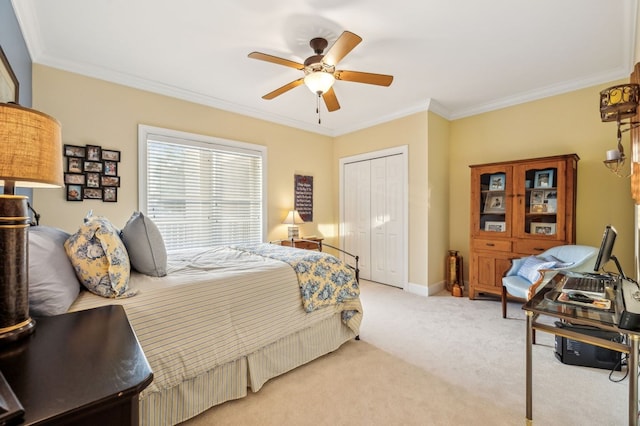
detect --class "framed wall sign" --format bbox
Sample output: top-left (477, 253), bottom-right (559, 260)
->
top-left (0, 45), bottom-right (19, 103)
top-left (294, 174), bottom-right (313, 222)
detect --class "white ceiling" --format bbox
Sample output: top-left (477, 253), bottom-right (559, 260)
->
top-left (11, 0), bottom-right (638, 136)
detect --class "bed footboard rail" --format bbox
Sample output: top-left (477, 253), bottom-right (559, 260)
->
top-left (269, 239), bottom-right (360, 283)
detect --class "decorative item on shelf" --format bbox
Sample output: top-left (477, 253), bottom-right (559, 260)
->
top-left (483, 192), bottom-right (505, 213)
top-left (533, 169), bottom-right (553, 188)
top-left (283, 210), bottom-right (304, 239)
top-left (489, 173), bottom-right (505, 190)
top-left (599, 83), bottom-right (640, 177)
top-left (0, 102), bottom-right (63, 344)
top-left (484, 221), bottom-right (505, 232)
top-left (445, 250), bottom-right (463, 296)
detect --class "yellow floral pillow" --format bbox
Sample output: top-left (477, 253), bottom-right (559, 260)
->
top-left (64, 216), bottom-right (135, 298)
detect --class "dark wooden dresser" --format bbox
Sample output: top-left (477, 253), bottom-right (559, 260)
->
top-left (0, 305), bottom-right (152, 425)
top-left (278, 237), bottom-right (323, 251)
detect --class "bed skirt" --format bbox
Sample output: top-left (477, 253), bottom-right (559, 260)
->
top-left (139, 313), bottom-right (356, 425)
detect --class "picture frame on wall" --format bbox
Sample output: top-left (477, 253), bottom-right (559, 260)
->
top-left (0, 45), bottom-right (19, 103)
top-left (100, 175), bottom-right (120, 187)
top-left (64, 144), bottom-right (86, 158)
top-left (86, 145), bottom-right (102, 162)
top-left (102, 149), bottom-right (121, 162)
top-left (103, 187), bottom-right (117, 202)
top-left (83, 188), bottom-right (102, 200)
top-left (86, 172), bottom-right (100, 188)
top-left (66, 184), bottom-right (83, 201)
top-left (63, 143), bottom-right (121, 203)
top-left (64, 173), bottom-right (85, 185)
top-left (84, 161), bottom-right (103, 173)
top-left (104, 160), bottom-right (118, 176)
top-left (67, 157), bottom-right (83, 173)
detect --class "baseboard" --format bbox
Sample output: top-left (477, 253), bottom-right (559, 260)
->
top-left (427, 280), bottom-right (446, 296)
top-left (405, 282), bottom-right (429, 297)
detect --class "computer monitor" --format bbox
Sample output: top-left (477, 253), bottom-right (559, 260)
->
top-left (593, 225), bottom-right (625, 278)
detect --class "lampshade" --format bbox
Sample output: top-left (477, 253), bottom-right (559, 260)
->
top-left (304, 71), bottom-right (335, 95)
top-left (283, 210), bottom-right (305, 225)
top-left (0, 102), bottom-right (62, 344)
top-left (0, 103), bottom-right (63, 191)
top-left (599, 84), bottom-right (640, 122)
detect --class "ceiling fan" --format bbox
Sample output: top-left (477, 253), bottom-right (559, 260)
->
top-left (248, 31), bottom-right (393, 117)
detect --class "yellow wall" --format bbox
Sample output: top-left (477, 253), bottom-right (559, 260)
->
top-left (427, 112), bottom-right (451, 286)
top-left (30, 64), bottom-right (637, 292)
top-left (32, 65), bottom-right (336, 242)
top-left (449, 80), bottom-right (635, 279)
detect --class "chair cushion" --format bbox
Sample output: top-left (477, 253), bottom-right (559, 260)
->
top-left (516, 256), bottom-right (557, 284)
top-left (502, 275), bottom-right (533, 299)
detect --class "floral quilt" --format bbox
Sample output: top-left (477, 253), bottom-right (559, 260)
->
top-left (231, 243), bottom-right (362, 330)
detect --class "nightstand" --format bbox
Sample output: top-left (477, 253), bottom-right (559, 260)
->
top-left (0, 305), bottom-right (153, 426)
top-left (279, 237), bottom-right (323, 251)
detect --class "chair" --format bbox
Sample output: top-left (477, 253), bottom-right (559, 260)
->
top-left (501, 245), bottom-right (598, 319)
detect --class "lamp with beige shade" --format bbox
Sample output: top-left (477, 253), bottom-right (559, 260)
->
top-left (0, 103), bottom-right (62, 343)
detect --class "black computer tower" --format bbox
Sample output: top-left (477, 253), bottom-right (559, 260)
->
top-left (554, 322), bottom-right (622, 371)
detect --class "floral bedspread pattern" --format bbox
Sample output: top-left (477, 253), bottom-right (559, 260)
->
top-left (231, 243), bottom-right (362, 331)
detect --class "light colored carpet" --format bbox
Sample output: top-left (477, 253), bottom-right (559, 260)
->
top-left (182, 280), bottom-right (629, 425)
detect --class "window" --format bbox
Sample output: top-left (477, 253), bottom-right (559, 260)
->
top-left (138, 125), bottom-right (266, 251)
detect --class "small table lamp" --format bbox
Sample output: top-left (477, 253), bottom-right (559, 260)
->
top-left (0, 103), bottom-right (62, 344)
top-left (283, 210), bottom-right (304, 239)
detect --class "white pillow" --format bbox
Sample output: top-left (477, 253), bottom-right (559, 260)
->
top-left (28, 226), bottom-right (81, 316)
top-left (517, 256), bottom-right (557, 284)
top-left (120, 212), bottom-right (167, 277)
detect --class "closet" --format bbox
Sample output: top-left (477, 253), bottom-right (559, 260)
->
top-left (342, 151), bottom-right (406, 288)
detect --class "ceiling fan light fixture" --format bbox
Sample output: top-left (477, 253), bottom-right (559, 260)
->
top-left (304, 71), bottom-right (335, 95)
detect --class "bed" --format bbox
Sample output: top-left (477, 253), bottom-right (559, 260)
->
top-left (28, 217), bottom-right (362, 426)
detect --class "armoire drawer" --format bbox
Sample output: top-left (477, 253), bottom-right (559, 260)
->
top-left (471, 239), bottom-right (512, 252)
top-left (514, 239), bottom-right (559, 255)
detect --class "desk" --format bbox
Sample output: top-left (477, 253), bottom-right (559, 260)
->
top-left (0, 305), bottom-right (153, 425)
top-left (523, 274), bottom-right (640, 426)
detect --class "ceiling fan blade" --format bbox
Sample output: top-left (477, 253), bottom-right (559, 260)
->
top-left (262, 78), bottom-right (304, 100)
top-left (335, 70), bottom-right (393, 86)
top-left (322, 87), bottom-right (340, 112)
top-left (248, 52), bottom-right (305, 70)
top-left (322, 31), bottom-right (362, 66)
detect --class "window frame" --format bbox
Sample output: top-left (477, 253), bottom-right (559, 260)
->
top-left (138, 124), bottom-right (268, 249)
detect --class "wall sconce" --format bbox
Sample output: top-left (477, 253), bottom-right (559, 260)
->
top-left (283, 210), bottom-right (304, 239)
top-left (600, 84), bottom-right (640, 177)
top-left (0, 103), bottom-right (63, 344)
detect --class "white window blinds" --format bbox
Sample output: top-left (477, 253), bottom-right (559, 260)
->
top-left (138, 125), bottom-right (266, 252)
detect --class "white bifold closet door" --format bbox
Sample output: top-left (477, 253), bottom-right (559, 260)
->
top-left (344, 154), bottom-right (404, 288)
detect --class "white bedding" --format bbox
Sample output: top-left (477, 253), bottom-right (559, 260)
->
top-left (68, 246), bottom-right (361, 407)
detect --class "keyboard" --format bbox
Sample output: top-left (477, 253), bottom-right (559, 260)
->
top-left (561, 275), bottom-right (609, 299)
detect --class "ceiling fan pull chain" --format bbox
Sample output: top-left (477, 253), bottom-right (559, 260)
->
top-left (316, 93), bottom-right (321, 124)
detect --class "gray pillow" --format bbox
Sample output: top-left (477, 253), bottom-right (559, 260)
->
top-left (121, 212), bottom-right (167, 277)
top-left (28, 226), bottom-right (81, 316)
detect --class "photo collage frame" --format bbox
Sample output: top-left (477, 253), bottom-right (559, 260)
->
top-left (63, 144), bottom-right (121, 202)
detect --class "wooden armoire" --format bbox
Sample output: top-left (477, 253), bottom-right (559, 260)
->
top-left (468, 154), bottom-right (579, 299)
